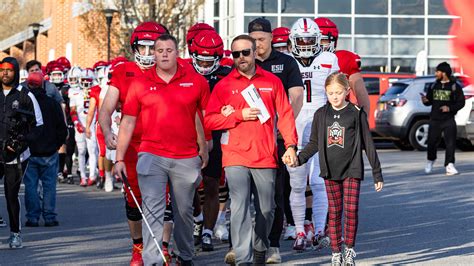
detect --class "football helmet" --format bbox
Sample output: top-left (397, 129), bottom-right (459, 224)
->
top-left (56, 56), bottom-right (71, 72)
top-left (272, 27), bottom-right (290, 48)
top-left (186, 23), bottom-right (215, 49)
top-left (49, 63), bottom-right (65, 84)
top-left (96, 66), bottom-right (109, 87)
top-left (80, 68), bottom-right (95, 90)
top-left (289, 18), bottom-right (322, 58)
top-left (130, 22), bottom-right (168, 68)
top-left (189, 31), bottom-right (223, 75)
top-left (67, 66), bottom-right (82, 88)
top-left (314, 17), bottom-right (339, 53)
top-left (93, 60), bottom-right (108, 72)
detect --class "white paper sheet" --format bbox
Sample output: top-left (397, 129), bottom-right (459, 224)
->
top-left (241, 84), bottom-right (270, 124)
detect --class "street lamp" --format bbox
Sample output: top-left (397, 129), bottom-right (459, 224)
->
top-left (29, 23), bottom-right (42, 60)
top-left (103, 9), bottom-right (117, 61)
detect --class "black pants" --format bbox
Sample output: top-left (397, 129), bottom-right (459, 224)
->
top-left (268, 139), bottom-right (293, 248)
top-left (1, 160), bottom-right (28, 233)
top-left (427, 118), bottom-right (457, 166)
top-left (64, 127), bottom-right (76, 175)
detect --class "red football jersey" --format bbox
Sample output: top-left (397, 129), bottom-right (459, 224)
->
top-left (89, 85), bottom-right (101, 120)
top-left (335, 50), bottom-right (361, 78)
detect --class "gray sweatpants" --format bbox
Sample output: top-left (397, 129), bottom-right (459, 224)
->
top-left (136, 152), bottom-right (202, 265)
top-left (225, 166), bottom-right (276, 265)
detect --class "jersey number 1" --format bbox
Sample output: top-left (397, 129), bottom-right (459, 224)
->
top-left (304, 80), bottom-right (312, 102)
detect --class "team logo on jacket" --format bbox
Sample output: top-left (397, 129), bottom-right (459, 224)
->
top-left (327, 121), bottom-right (344, 148)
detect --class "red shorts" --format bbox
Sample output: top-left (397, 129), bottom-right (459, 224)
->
top-left (95, 122), bottom-right (106, 157)
top-left (123, 141), bottom-right (141, 208)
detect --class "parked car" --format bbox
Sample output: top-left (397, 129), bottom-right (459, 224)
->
top-left (462, 85), bottom-right (474, 145)
top-left (362, 72), bottom-right (416, 131)
top-left (375, 75), bottom-right (472, 151)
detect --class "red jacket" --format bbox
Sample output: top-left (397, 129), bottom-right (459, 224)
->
top-left (205, 66), bottom-right (297, 168)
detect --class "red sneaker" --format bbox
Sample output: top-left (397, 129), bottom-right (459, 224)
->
top-left (304, 220), bottom-right (315, 243)
top-left (293, 232), bottom-right (307, 252)
top-left (130, 243), bottom-right (144, 266)
top-left (80, 179), bottom-right (88, 187)
top-left (162, 246), bottom-right (172, 266)
top-left (87, 179), bottom-right (97, 186)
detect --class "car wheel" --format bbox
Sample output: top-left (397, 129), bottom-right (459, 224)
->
top-left (409, 120), bottom-right (429, 151)
top-left (456, 138), bottom-right (474, 151)
top-left (393, 139), bottom-right (414, 150)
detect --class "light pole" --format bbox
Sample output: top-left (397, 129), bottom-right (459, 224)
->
top-left (29, 23), bottom-right (41, 60)
top-left (103, 9), bottom-right (117, 62)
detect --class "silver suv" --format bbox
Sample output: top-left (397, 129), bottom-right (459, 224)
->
top-left (375, 76), bottom-right (470, 151)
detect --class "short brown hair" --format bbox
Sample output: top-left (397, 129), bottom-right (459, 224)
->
top-left (325, 72), bottom-right (349, 90)
top-left (231, 34), bottom-right (256, 51)
top-left (155, 34), bottom-right (178, 49)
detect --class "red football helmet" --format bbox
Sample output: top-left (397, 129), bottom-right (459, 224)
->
top-left (130, 22), bottom-right (168, 68)
top-left (49, 63), bottom-right (65, 84)
top-left (45, 60), bottom-right (57, 75)
top-left (186, 23), bottom-right (215, 48)
top-left (56, 56), bottom-right (71, 72)
top-left (314, 17), bottom-right (339, 53)
top-left (189, 30), bottom-right (223, 75)
top-left (93, 60), bottom-right (108, 72)
top-left (272, 27), bottom-right (290, 48)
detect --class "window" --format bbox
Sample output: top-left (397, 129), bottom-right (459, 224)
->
top-left (392, 18), bottom-right (424, 35)
top-left (214, 0), bottom-right (219, 16)
top-left (325, 17), bottom-right (351, 34)
top-left (428, 59), bottom-right (451, 73)
top-left (281, 0), bottom-right (314, 13)
top-left (360, 58), bottom-right (388, 72)
top-left (385, 83), bottom-right (409, 95)
top-left (428, 0), bottom-right (448, 15)
top-left (318, 0), bottom-right (351, 14)
top-left (391, 58), bottom-right (417, 73)
top-left (214, 20), bottom-right (220, 33)
top-left (355, 18), bottom-right (388, 35)
top-left (355, 38), bottom-right (388, 55)
top-left (281, 17), bottom-right (299, 28)
top-left (355, 0), bottom-right (388, 14)
top-left (364, 77), bottom-right (381, 95)
top-left (428, 39), bottom-right (450, 56)
top-left (392, 0), bottom-right (424, 15)
top-left (391, 38), bottom-right (424, 55)
top-left (244, 16), bottom-right (277, 32)
top-left (244, 0), bottom-right (277, 13)
top-left (428, 19), bottom-right (453, 35)
top-left (337, 37), bottom-right (352, 51)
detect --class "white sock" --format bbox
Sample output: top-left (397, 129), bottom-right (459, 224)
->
top-left (194, 212), bottom-right (203, 223)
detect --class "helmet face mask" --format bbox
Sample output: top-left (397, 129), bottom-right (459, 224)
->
top-left (189, 30), bottom-right (223, 75)
top-left (50, 71), bottom-right (64, 84)
top-left (314, 17), bottom-right (339, 53)
top-left (130, 22), bottom-right (168, 68)
top-left (80, 79), bottom-right (93, 89)
top-left (134, 40), bottom-right (156, 68)
top-left (192, 54), bottom-right (220, 75)
top-left (290, 18), bottom-right (322, 58)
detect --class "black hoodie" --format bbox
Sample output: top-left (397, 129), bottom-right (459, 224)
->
top-left (0, 57), bottom-right (44, 163)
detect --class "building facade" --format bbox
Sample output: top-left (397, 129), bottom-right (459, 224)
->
top-left (202, 0), bottom-right (459, 74)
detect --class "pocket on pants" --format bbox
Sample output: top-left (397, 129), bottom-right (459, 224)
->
top-left (136, 153), bottom-right (154, 176)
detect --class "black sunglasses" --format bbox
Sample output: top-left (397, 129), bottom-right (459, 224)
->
top-left (231, 49), bottom-right (252, 58)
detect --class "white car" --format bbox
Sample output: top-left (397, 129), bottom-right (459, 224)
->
top-left (458, 85), bottom-right (474, 148)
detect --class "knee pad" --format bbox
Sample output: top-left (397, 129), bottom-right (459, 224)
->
top-left (125, 203), bottom-right (142, 222)
top-left (197, 188), bottom-right (205, 206)
top-left (218, 185), bottom-right (229, 203)
top-left (305, 189), bottom-right (313, 197)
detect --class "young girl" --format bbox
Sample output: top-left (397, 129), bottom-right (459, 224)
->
top-left (285, 72), bottom-right (384, 266)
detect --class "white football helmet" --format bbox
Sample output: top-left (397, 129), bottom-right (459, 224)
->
top-left (96, 66), bottom-right (109, 87)
top-left (80, 68), bottom-right (95, 90)
top-left (289, 18), bottom-right (322, 58)
top-left (67, 66), bottom-right (82, 88)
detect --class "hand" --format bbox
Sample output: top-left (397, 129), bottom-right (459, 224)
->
top-left (374, 182), bottom-right (383, 192)
top-left (199, 148), bottom-right (209, 169)
top-left (7, 146), bottom-right (15, 152)
top-left (440, 105), bottom-right (450, 113)
top-left (282, 147), bottom-right (298, 167)
top-left (105, 132), bottom-right (118, 149)
top-left (242, 107), bottom-right (260, 121)
top-left (221, 105), bottom-right (235, 117)
top-left (85, 126), bottom-right (91, 139)
top-left (113, 161), bottom-right (126, 182)
top-left (75, 122), bottom-right (85, 133)
top-left (421, 95), bottom-right (428, 104)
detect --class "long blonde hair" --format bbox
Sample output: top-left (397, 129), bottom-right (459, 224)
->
top-left (324, 72), bottom-right (349, 91)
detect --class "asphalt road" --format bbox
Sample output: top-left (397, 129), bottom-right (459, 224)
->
top-left (1, 149), bottom-right (473, 265)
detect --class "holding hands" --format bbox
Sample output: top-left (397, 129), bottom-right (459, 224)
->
top-left (282, 146), bottom-right (298, 167)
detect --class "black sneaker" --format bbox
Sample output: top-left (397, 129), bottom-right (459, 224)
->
top-left (67, 174), bottom-right (74, 184)
top-left (201, 233), bottom-right (214, 251)
top-left (193, 221), bottom-right (203, 246)
top-left (25, 220), bottom-right (39, 227)
top-left (96, 176), bottom-right (104, 189)
top-left (44, 220), bottom-right (59, 227)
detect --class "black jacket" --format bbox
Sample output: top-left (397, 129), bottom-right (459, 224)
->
top-left (423, 79), bottom-right (465, 121)
top-left (0, 57), bottom-right (43, 163)
top-left (28, 88), bottom-right (67, 157)
top-left (298, 103), bottom-right (383, 183)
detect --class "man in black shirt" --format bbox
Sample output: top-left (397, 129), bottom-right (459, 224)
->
top-left (249, 17), bottom-right (304, 264)
top-left (422, 62), bottom-right (465, 175)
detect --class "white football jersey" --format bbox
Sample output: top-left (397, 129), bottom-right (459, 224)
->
top-left (69, 87), bottom-right (93, 125)
top-left (293, 51), bottom-right (340, 111)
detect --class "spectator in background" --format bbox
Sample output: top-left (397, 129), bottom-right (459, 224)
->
top-left (23, 72), bottom-right (67, 227)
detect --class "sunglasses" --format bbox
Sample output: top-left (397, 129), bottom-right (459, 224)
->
top-left (232, 49), bottom-right (252, 59)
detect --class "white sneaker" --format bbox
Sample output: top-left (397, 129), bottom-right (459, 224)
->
top-left (214, 222), bottom-right (229, 241)
top-left (104, 175), bottom-right (114, 192)
top-left (266, 247), bottom-right (281, 264)
top-left (425, 160), bottom-right (435, 174)
top-left (284, 225), bottom-right (297, 240)
top-left (446, 163), bottom-right (459, 176)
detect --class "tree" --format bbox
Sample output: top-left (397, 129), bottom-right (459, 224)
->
top-left (0, 0), bottom-right (43, 40)
top-left (79, 0), bottom-right (205, 59)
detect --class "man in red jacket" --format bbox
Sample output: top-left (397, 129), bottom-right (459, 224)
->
top-left (205, 34), bottom-right (298, 265)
